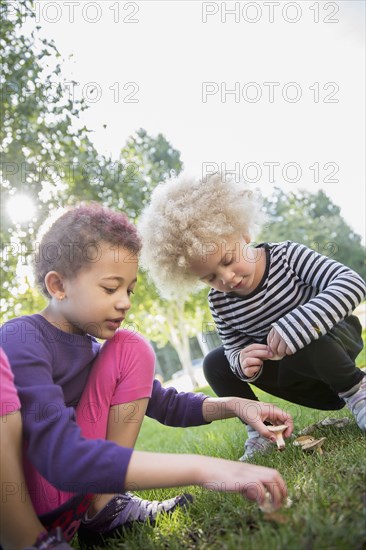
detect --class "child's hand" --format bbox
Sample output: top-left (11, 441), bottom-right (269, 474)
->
top-left (235, 400), bottom-right (293, 442)
top-left (267, 328), bottom-right (293, 359)
top-left (199, 458), bottom-right (288, 511)
top-left (239, 343), bottom-right (273, 378)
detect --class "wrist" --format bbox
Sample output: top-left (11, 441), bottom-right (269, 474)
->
top-left (192, 455), bottom-right (222, 487)
top-left (203, 396), bottom-right (242, 421)
top-left (190, 454), bottom-right (210, 486)
top-left (224, 396), bottom-right (243, 416)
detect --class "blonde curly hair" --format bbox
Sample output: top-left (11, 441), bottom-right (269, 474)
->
top-left (138, 172), bottom-right (264, 298)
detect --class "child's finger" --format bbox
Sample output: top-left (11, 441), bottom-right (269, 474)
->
top-left (276, 339), bottom-right (288, 357)
top-left (252, 408), bottom-right (294, 440)
top-left (263, 478), bottom-right (288, 510)
top-left (241, 349), bottom-right (273, 362)
top-left (243, 366), bottom-right (261, 377)
top-left (244, 343), bottom-right (273, 355)
top-left (248, 421), bottom-right (275, 441)
top-left (242, 480), bottom-right (266, 504)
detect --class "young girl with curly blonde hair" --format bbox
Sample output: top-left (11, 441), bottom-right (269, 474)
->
top-left (139, 172), bottom-right (366, 461)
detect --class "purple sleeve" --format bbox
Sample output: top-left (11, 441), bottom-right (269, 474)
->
top-left (146, 380), bottom-right (210, 427)
top-left (0, 320), bottom-right (132, 495)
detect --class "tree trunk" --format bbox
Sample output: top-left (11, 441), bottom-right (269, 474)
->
top-left (166, 301), bottom-right (199, 389)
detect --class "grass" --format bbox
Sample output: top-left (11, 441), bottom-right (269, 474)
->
top-left (72, 337), bottom-right (366, 550)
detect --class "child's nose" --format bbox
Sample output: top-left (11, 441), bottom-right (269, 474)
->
top-left (115, 296), bottom-right (131, 311)
top-left (220, 270), bottom-right (235, 285)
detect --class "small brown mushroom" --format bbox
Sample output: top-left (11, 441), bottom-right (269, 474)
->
top-left (298, 416), bottom-right (351, 435)
top-left (267, 425), bottom-right (288, 450)
top-left (293, 435), bottom-right (315, 447)
top-left (302, 437), bottom-right (326, 455)
top-left (259, 491), bottom-right (276, 513)
top-left (318, 417), bottom-right (351, 429)
top-left (259, 490), bottom-right (293, 513)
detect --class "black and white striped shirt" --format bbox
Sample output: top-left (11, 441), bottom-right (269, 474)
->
top-left (208, 241), bottom-right (366, 382)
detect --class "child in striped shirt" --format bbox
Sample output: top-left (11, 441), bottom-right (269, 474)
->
top-left (139, 172), bottom-right (366, 460)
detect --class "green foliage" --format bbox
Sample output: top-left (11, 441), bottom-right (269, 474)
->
top-left (0, 0), bottom-right (209, 379)
top-left (116, 128), bottom-right (183, 220)
top-left (0, 0), bottom-right (100, 319)
top-left (0, 0), bottom-right (193, 324)
top-left (0, 0), bottom-right (95, 210)
top-left (259, 188), bottom-right (366, 277)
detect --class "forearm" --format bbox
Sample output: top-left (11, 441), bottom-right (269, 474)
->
top-left (125, 451), bottom-right (204, 490)
top-left (202, 396), bottom-right (254, 422)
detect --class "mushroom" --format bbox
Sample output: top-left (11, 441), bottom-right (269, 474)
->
top-left (318, 417), bottom-right (351, 429)
top-left (259, 491), bottom-right (276, 513)
top-left (269, 353), bottom-right (285, 361)
top-left (293, 435), bottom-right (315, 447)
top-left (267, 425), bottom-right (288, 450)
top-left (298, 416), bottom-right (351, 435)
top-left (302, 437), bottom-right (326, 455)
top-left (259, 491), bottom-right (293, 513)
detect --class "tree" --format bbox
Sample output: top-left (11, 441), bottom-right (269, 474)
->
top-left (116, 128), bottom-right (183, 219)
top-left (0, 1), bottom-right (212, 387)
top-left (130, 278), bottom-right (212, 387)
top-left (0, 0), bottom-right (103, 319)
top-left (115, 130), bottom-right (211, 387)
top-left (259, 188), bottom-right (365, 277)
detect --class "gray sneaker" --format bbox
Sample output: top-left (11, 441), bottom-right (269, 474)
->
top-left (340, 371), bottom-right (366, 431)
top-left (25, 528), bottom-right (72, 550)
top-left (78, 492), bottom-right (193, 546)
top-left (238, 424), bottom-right (274, 461)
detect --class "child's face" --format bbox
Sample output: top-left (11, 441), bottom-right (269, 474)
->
top-left (189, 234), bottom-right (266, 296)
top-left (57, 243), bottom-right (138, 339)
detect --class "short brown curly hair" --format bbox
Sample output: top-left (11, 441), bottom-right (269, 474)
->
top-left (138, 172), bottom-right (264, 298)
top-left (35, 202), bottom-right (141, 297)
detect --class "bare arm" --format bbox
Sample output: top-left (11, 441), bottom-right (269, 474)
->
top-left (0, 411), bottom-right (44, 549)
top-left (125, 451), bottom-right (287, 511)
top-left (202, 396), bottom-right (293, 440)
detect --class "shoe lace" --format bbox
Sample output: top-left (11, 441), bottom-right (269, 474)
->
top-left (346, 379), bottom-right (365, 407)
top-left (123, 493), bottom-right (178, 522)
top-left (34, 528), bottom-right (65, 549)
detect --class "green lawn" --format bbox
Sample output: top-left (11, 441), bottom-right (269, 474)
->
top-left (74, 338), bottom-right (366, 549)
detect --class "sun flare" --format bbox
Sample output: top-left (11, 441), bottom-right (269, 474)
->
top-left (6, 194), bottom-right (36, 224)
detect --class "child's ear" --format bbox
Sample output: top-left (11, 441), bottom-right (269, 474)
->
top-left (44, 271), bottom-right (66, 300)
top-left (242, 233), bottom-right (251, 244)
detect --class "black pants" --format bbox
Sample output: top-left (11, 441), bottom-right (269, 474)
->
top-left (203, 316), bottom-right (364, 411)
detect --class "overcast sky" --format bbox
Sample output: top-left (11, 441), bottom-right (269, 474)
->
top-left (23, 0), bottom-right (365, 242)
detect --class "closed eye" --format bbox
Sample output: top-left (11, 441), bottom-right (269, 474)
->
top-left (102, 287), bottom-right (117, 294)
top-left (222, 255), bottom-right (233, 267)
